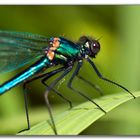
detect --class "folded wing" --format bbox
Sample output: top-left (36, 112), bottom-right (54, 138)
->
top-left (0, 30), bottom-right (49, 73)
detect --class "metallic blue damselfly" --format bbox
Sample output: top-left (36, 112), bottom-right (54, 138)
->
top-left (0, 30), bottom-right (135, 135)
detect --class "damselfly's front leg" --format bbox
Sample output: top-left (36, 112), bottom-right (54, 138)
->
top-left (86, 57), bottom-right (136, 99)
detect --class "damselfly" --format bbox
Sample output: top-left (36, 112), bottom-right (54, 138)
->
top-left (0, 30), bottom-right (135, 135)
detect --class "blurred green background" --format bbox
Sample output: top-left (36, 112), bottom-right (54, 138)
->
top-left (0, 5), bottom-right (140, 135)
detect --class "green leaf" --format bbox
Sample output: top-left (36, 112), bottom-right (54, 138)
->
top-left (18, 91), bottom-right (140, 135)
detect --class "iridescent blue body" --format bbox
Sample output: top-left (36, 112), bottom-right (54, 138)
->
top-left (0, 33), bottom-right (80, 95)
top-left (0, 57), bottom-right (49, 94)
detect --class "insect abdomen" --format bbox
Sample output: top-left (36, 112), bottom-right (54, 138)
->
top-left (0, 57), bottom-right (49, 95)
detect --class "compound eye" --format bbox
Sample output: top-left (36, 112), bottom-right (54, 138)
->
top-left (92, 42), bottom-right (97, 47)
top-left (93, 43), bottom-right (97, 47)
top-left (92, 41), bottom-right (100, 49)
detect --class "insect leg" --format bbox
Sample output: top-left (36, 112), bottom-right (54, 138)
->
top-left (86, 57), bottom-right (136, 99)
top-left (77, 75), bottom-right (104, 96)
top-left (41, 80), bottom-right (72, 109)
top-left (18, 67), bottom-right (70, 133)
top-left (67, 60), bottom-right (106, 113)
top-left (39, 68), bottom-right (73, 108)
top-left (17, 86), bottom-right (30, 133)
top-left (43, 66), bottom-right (73, 135)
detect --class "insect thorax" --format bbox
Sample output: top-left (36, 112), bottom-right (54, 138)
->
top-left (46, 37), bottom-right (81, 64)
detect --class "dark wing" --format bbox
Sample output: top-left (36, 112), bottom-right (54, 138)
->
top-left (0, 30), bottom-right (49, 73)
